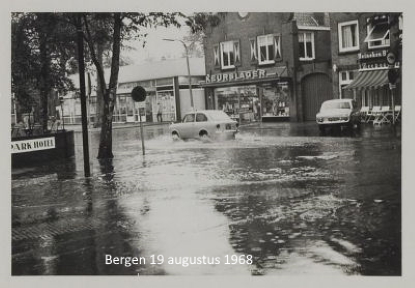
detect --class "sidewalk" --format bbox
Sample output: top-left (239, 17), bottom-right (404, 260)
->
top-left (64, 121), bottom-right (170, 132)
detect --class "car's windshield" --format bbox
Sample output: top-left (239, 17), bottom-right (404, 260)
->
top-left (321, 101), bottom-right (351, 110)
top-left (207, 111), bottom-right (232, 121)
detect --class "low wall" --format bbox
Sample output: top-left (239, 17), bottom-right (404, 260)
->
top-left (12, 130), bottom-right (75, 168)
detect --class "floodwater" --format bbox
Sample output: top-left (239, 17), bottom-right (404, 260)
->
top-left (11, 123), bottom-right (401, 275)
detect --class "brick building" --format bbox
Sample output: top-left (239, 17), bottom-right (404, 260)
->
top-left (330, 13), bottom-right (402, 112)
top-left (201, 12), bottom-right (332, 122)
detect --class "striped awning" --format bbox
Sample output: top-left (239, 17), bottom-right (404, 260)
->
top-left (344, 69), bottom-right (389, 90)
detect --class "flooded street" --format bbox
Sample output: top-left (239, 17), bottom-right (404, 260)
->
top-left (11, 123), bottom-right (401, 275)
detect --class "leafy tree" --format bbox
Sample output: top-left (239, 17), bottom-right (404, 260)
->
top-left (77, 13), bottom-right (182, 159)
top-left (11, 13), bottom-right (77, 132)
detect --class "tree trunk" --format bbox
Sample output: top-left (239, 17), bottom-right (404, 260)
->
top-left (38, 15), bottom-right (51, 133)
top-left (97, 98), bottom-right (114, 158)
top-left (97, 13), bottom-right (122, 159)
top-left (94, 42), bottom-right (105, 128)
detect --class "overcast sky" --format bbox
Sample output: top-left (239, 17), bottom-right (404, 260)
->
top-left (122, 19), bottom-right (194, 64)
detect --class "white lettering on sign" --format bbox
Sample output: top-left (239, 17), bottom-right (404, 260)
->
top-left (11, 137), bottom-right (56, 154)
top-left (205, 69), bottom-right (267, 84)
top-left (358, 49), bottom-right (388, 60)
top-left (359, 61), bottom-right (400, 71)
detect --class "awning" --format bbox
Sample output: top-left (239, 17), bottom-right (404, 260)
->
top-left (343, 69), bottom-right (389, 90)
top-left (364, 22), bottom-right (389, 43)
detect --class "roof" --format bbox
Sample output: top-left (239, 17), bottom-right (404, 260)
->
top-left (293, 13), bottom-right (330, 30)
top-left (293, 13), bottom-right (320, 27)
top-left (69, 57), bottom-right (206, 88)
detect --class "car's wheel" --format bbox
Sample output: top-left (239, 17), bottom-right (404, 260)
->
top-left (172, 131), bottom-right (180, 141)
top-left (199, 130), bottom-right (209, 141)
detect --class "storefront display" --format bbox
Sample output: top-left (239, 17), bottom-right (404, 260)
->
top-left (214, 85), bottom-right (258, 121)
top-left (260, 82), bottom-right (290, 119)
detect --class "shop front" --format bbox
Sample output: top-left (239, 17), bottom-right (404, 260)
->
top-left (116, 77), bottom-right (178, 123)
top-left (343, 49), bottom-right (401, 112)
top-left (203, 66), bottom-right (291, 122)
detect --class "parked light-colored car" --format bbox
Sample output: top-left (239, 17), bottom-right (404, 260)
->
top-left (316, 99), bottom-right (361, 132)
top-left (169, 110), bottom-right (238, 140)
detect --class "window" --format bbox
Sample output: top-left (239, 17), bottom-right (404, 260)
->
top-left (298, 32), bottom-right (315, 60)
top-left (196, 113), bottom-right (208, 122)
top-left (257, 34), bottom-right (281, 65)
top-left (220, 40), bottom-right (240, 69)
top-left (338, 20), bottom-right (359, 52)
top-left (183, 114), bottom-right (195, 123)
top-left (365, 16), bottom-right (390, 49)
top-left (339, 70), bottom-right (357, 99)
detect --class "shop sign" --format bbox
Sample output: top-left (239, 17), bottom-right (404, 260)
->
top-left (206, 69), bottom-right (267, 84)
top-left (11, 137), bottom-right (55, 154)
top-left (359, 61), bottom-right (400, 71)
top-left (358, 49), bottom-right (388, 60)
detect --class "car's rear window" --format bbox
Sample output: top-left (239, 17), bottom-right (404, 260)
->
top-left (321, 101), bottom-right (351, 110)
top-left (207, 111), bottom-right (231, 121)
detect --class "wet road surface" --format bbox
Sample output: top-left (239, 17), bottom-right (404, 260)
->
top-left (12, 122), bottom-right (401, 275)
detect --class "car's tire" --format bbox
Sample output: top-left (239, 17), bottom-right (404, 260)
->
top-left (172, 132), bottom-right (180, 141)
top-left (199, 130), bottom-right (210, 141)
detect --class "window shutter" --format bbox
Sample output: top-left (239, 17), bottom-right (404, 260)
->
top-left (274, 35), bottom-right (282, 60)
top-left (249, 38), bottom-right (257, 62)
top-left (213, 44), bottom-right (220, 68)
top-left (233, 40), bottom-right (241, 66)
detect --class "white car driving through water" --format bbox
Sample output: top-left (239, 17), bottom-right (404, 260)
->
top-left (169, 110), bottom-right (238, 141)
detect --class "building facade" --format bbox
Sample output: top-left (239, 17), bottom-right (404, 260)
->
top-left (62, 58), bottom-right (206, 125)
top-left (330, 13), bottom-right (402, 111)
top-left (202, 12), bottom-right (332, 122)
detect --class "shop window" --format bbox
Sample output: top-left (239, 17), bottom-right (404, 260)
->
top-left (214, 85), bottom-right (258, 122)
top-left (257, 34), bottom-right (281, 65)
top-left (339, 70), bottom-right (357, 99)
top-left (220, 40), bottom-right (241, 70)
top-left (365, 16), bottom-right (390, 49)
top-left (338, 20), bottom-right (360, 53)
top-left (260, 83), bottom-right (290, 117)
top-left (298, 32), bottom-right (315, 61)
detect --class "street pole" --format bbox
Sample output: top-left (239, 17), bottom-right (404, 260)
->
top-left (139, 107), bottom-right (145, 155)
top-left (163, 39), bottom-right (195, 111)
top-left (76, 14), bottom-right (91, 177)
top-left (391, 85), bottom-right (395, 125)
top-left (183, 44), bottom-right (194, 111)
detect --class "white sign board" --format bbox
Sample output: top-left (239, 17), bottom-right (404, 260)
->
top-left (11, 137), bottom-right (56, 154)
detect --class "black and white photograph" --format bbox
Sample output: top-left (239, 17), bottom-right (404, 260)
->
top-left (3, 0), bottom-right (415, 286)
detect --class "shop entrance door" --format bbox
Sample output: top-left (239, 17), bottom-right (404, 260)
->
top-left (301, 73), bottom-right (332, 121)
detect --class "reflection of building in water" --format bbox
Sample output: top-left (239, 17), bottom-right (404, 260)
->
top-left (62, 58), bottom-right (206, 124)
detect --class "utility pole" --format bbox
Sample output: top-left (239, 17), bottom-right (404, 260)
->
top-left (76, 14), bottom-right (91, 177)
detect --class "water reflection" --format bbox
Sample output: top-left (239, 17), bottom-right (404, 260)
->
top-left (12, 124), bottom-right (401, 275)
